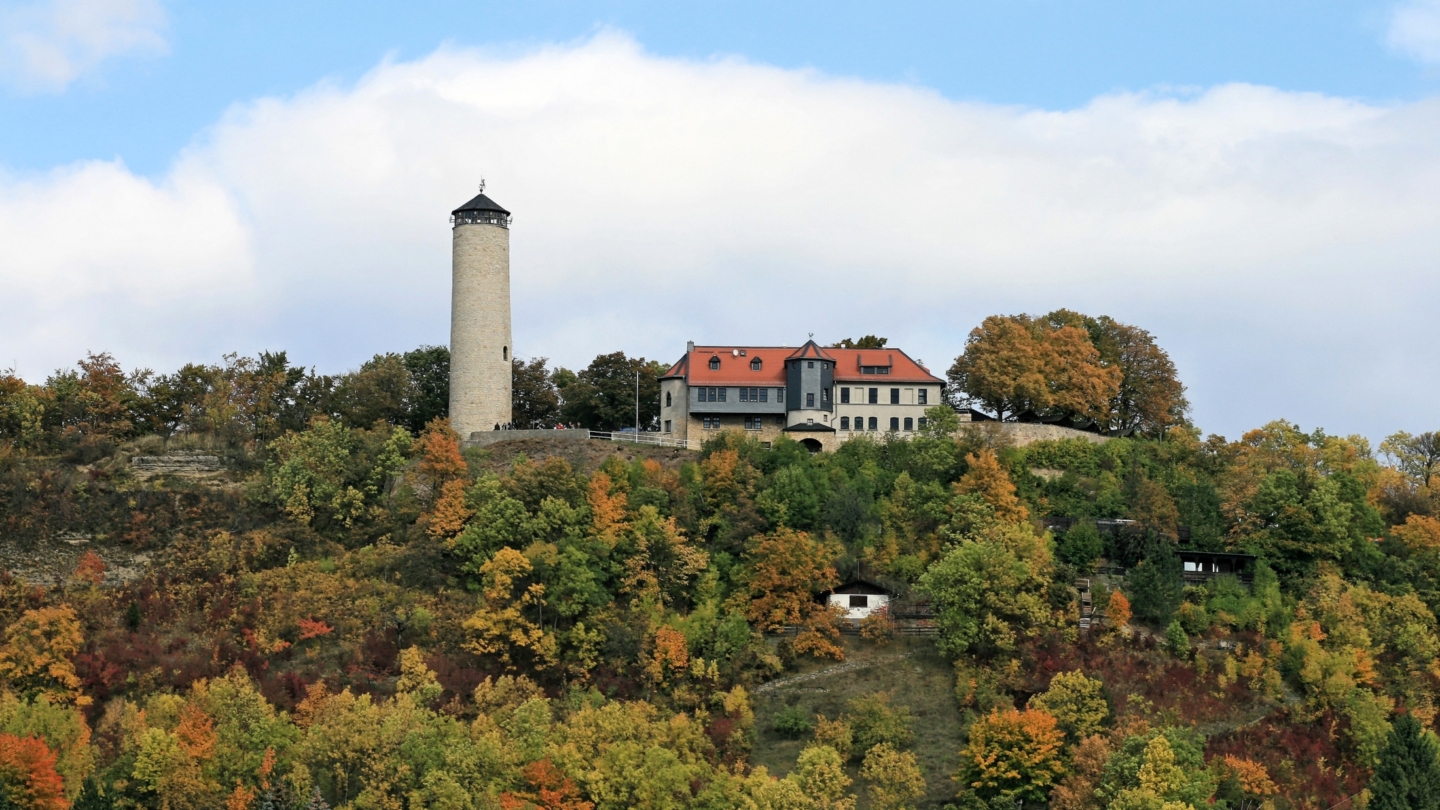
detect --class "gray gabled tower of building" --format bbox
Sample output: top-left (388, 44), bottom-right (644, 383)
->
top-left (449, 188), bottom-right (512, 439)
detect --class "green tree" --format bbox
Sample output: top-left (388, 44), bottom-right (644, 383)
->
top-left (264, 417), bottom-right (411, 531)
top-left (331, 353), bottom-right (411, 429)
top-left (1126, 542), bottom-right (1183, 625)
top-left (845, 693), bottom-right (914, 754)
top-left (558, 352), bottom-right (666, 431)
top-left (400, 345), bottom-right (449, 433)
top-left (832, 336), bottom-right (888, 349)
top-left (512, 357), bottom-right (561, 429)
top-left (919, 532), bottom-right (1052, 657)
top-left (1164, 620), bottom-right (1190, 658)
top-left (1058, 522), bottom-right (1103, 572)
top-left (1368, 713), bottom-right (1440, 810)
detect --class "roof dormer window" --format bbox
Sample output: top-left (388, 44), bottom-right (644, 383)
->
top-left (709, 356), bottom-right (720, 370)
top-left (750, 358), bottom-right (762, 371)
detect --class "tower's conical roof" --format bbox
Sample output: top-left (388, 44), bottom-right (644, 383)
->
top-left (451, 192), bottom-right (509, 216)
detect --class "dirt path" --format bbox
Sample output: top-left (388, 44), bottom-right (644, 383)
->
top-left (754, 651), bottom-right (915, 694)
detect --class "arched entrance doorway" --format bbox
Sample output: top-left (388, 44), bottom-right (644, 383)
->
top-left (799, 438), bottom-right (823, 453)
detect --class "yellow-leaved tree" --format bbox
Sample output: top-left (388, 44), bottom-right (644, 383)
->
top-left (463, 548), bottom-right (557, 671)
top-left (0, 607), bottom-right (89, 707)
top-left (1029, 670), bottom-right (1109, 743)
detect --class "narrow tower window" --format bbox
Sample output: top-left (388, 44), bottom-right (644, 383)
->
top-left (666, 392), bottom-right (672, 407)
top-left (503, 347), bottom-right (508, 360)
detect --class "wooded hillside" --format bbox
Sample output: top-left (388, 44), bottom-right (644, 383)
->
top-left (0, 316), bottom-right (1437, 809)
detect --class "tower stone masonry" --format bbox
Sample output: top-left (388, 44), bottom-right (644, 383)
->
top-left (449, 189), bottom-right (512, 440)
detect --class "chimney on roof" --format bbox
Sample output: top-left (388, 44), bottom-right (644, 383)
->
top-left (687, 340), bottom-right (695, 353)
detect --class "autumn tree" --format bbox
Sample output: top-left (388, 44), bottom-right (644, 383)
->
top-left (0, 373), bottom-right (47, 451)
top-left (860, 743), bottom-right (925, 810)
top-left (954, 450), bottom-right (1029, 524)
top-left (792, 744), bottom-right (856, 810)
top-left (1381, 430), bottom-right (1440, 489)
top-left (1045, 310), bottom-right (1188, 435)
top-left (1028, 670), bottom-right (1108, 742)
top-left (845, 693), bottom-right (914, 755)
top-left (956, 707), bottom-right (1065, 802)
top-left (415, 418), bottom-right (471, 538)
top-left (1218, 756), bottom-right (1277, 810)
top-left (499, 759), bottom-right (594, 810)
top-left (0, 607), bottom-right (88, 707)
top-left (0, 733), bottom-right (68, 810)
top-left (463, 548), bottom-right (557, 671)
top-left (1106, 590), bottom-right (1132, 630)
top-left (740, 528), bottom-right (844, 659)
top-left (946, 315), bottom-right (1120, 423)
top-left (1368, 713), bottom-right (1440, 810)
top-left (42, 352), bottom-right (138, 455)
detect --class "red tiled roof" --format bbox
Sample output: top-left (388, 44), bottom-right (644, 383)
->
top-left (833, 349), bottom-right (941, 383)
top-left (660, 343), bottom-right (943, 385)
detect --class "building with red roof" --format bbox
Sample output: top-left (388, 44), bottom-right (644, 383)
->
top-left (659, 339), bottom-right (944, 451)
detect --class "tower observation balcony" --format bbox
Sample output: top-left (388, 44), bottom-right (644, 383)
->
top-left (451, 191), bottom-right (511, 229)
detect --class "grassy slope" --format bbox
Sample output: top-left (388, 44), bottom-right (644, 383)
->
top-left (750, 636), bottom-right (966, 810)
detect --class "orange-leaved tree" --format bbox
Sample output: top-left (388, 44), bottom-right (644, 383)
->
top-left (956, 707), bottom-right (1066, 803)
top-left (1106, 590), bottom-right (1132, 631)
top-left (0, 607), bottom-right (89, 706)
top-left (741, 527), bottom-right (844, 660)
top-left (644, 626), bottom-right (690, 688)
top-left (587, 471), bottom-right (630, 546)
top-left (498, 759), bottom-right (594, 810)
top-left (954, 449), bottom-right (1029, 524)
top-left (417, 418), bottom-right (471, 539)
top-left (0, 733), bottom-right (68, 810)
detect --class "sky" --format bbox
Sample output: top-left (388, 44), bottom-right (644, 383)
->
top-left (2, 0), bottom-right (1440, 443)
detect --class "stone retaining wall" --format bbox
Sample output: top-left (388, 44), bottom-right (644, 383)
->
top-left (463, 429), bottom-right (592, 448)
top-left (960, 422), bottom-right (1110, 447)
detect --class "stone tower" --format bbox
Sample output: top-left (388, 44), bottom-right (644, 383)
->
top-left (449, 188), bottom-right (512, 440)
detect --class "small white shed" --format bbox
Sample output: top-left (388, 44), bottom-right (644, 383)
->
top-left (828, 580), bottom-right (892, 621)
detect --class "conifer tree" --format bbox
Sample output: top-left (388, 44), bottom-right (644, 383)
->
top-left (1368, 713), bottom-right (1440, 810)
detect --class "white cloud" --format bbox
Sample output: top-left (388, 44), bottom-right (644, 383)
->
top-left (3, 33), bottom-right (1440, 440)
top-left (0, 0), bottom-right (167, 92)
top-left (1389, 0), bottom-right (1440, 64)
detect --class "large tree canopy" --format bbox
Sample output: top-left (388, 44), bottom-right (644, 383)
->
top-left (947, 310), bottom-right (1187, 435)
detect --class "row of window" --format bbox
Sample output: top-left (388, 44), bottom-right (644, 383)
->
top-left (700, 416), bottom-right (783, 430)
top-left (841, 416), bottom-right (927, 432)
top-left (680, 386), bottom-right (929, 406)
top-left (838, 387), bottom-right (928, 405)
top-left (694, 387), bottom-right (786, 403)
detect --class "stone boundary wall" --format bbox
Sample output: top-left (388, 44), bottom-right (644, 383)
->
top-left (130, 452), bottom-right (225, 477)
top-left (460, 422), bottom-right (1107, 451)
top-left (463, 429), bottom-right (592, 448)
top-left (960, 422), bottom-right (1110, 447)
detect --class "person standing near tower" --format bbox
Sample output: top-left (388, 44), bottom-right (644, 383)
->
top-left (449, 185), bottom-right (513, 440)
